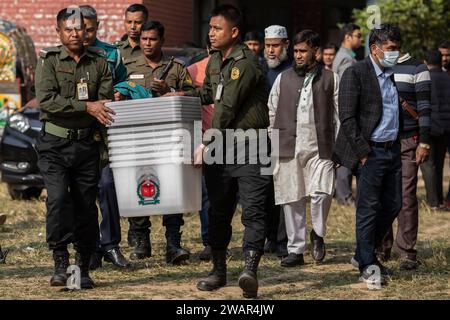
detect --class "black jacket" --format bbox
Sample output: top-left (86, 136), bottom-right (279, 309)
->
top-left (429, 68), bottom-right (450, 136)
top-left (332, 56), bottom-right (403, 171)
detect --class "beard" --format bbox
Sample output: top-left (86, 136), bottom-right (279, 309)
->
top-left (294, 59), bottom-right (317, 77)
top-left (265, 47), bottom-right (288, 69)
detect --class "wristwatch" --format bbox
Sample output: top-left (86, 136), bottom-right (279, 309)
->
top-left (419, 143), bottom-right (431, 150)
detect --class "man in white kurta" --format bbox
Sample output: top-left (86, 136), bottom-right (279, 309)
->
top-left (268, 30), bottom-right (339, 267)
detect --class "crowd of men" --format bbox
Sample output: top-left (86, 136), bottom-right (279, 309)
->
top-left (26, 2), bottom-right (450, 297)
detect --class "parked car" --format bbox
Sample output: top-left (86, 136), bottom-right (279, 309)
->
top-left (0, 20), bottom-right (41, 199)
top-left (0, 99), bottom-right (43, 199)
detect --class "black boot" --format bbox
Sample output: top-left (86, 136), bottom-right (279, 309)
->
top-left (197, 249), bottom-right (227, 291)
top-left (165, 228), bottom-right (189, 264)
top-left (238, 250), bottom-right (262, 299)
top-left (129, 231), bottom-right (151, 260)
top-left (89, 251), bottom-right (103, 270)
top-left (127, 229), bottom-right (137, 247)
top-left (75, 252), bottom-right (95, 289)
top-left (50, 249), bottom-right (69, 286)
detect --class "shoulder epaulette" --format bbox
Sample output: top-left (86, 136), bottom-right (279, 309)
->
top-left (87, 46), bottom-right (107, 57)
top-left (233, 50), bottom-right (246, 61)
top-left (173, 58), bottom-right (186, 66)
top-left (39, 46), bottom-right (61, 58)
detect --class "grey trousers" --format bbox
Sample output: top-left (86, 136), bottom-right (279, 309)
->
top-left (283, 193), bottom-right (332, 255)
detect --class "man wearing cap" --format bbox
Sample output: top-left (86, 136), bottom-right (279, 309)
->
top-left (264, 25), bottom-right (292, 89)
top-left (263, 25), bottom-right (291, 258)
top-left (268, 30), bottom-right (339, 267)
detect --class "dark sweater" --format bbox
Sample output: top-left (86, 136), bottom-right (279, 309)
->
top-left (266, 59), bottom-right (292, 89)
top-left (393, 54), bottom-right (431, 143)
top-left (429, 67), bottom-right (450, 136)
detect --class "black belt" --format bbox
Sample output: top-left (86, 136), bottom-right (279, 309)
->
top-left (369, 140), bottom-right (398, 149)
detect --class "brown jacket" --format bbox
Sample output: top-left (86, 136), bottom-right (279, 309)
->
top-left (273, 65), bottom-right (336, 159)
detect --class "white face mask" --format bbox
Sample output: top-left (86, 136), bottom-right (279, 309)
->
top-left (377, 46), bottom-right (400, 67)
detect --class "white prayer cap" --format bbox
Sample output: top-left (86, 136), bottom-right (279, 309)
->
top-left (265, 25), bottom-right (288, 39)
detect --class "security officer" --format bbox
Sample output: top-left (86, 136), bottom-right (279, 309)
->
top-left (35, 8), bottom-right (114, 289)
top-left (115, 4), bottom-right (148, 62)
top-left (123, 21), bottom-right (194, 264)
top-left (79, 5), bottom-right (130, 270)
top-left (115, 3), bottom-right (148, 248)
top-left (168, 5), bottom-right (271, 299)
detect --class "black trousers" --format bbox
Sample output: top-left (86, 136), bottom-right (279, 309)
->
top-left (354, 144), bottom-right (402, 270)
top-left (204, 163), bottom-right (271, 253)
top-left (265, 180), bottom-right (287, 254)
top-left (420, 134), bottom-right (448, 206)
top-left (98, 165), bottom-right (122, 251)
top-left (128, 214), bottom-right (184, 233)
top-left (37, 132), bottom-right (100, 252)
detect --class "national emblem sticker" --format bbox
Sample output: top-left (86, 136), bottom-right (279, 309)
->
top-left (137, 172), bottom-right (160, 206)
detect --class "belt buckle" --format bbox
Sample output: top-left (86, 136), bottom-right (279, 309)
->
top-left (67, 129), bottom-right (79, 140)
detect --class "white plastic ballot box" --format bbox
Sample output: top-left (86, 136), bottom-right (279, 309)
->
top-left (105, 96), bottom-right (202, 217)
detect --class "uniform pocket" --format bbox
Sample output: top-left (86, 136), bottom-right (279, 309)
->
top-left (58, 78), bottom-right (75, 98)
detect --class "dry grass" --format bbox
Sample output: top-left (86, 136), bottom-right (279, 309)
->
top-left (0, 181), bottom-right (449, 300)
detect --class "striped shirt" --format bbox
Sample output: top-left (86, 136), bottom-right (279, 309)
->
top-left (393, 53), bottom-right (431, 143)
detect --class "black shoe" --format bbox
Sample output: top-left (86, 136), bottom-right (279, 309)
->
top-left (166, 247), bottom-right (190, 264)
top-left (281, 253), bottom-right (304, 267)
top-left (0, 245), bottom-right (9, 264)
top-left (199, 245), bottom-right (212, 261)
top-left (89, 251), bottom-right (103, 270)
top-left (399, 258), bottom-right (418, 271)
top-left (50, 249), bottom-right (70, 287)
top-left (197, 249), bottom-right (227, 291)
top-left (238, 250), bottom-right (262, 299)
top-left (127, 229), bottom-right (137, 247)
top-left (165, 229), bottom-right (190, 264)
top-left (75, 252), bottom-right (95, 289)
top-left (310, 229), bottom-right (326, 262)
top-left (263, 240), bottom-right (277, 254)
top-left (104, 248), bottom-right (130, 268)
top-left (376, 261), bottom-right (393, 278)
top-left (129, 231), bottom-right (151, 260)
top-left (0, 213), bottom-right (6, 226)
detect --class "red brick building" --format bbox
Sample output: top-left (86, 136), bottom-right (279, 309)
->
top-left (0, 0), bottom-right (365, 52)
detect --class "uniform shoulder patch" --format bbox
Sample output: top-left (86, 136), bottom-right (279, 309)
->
top-left (231, 67), bottom-right (240, 80)
top-left (39, 46), bottom-right (61, 58)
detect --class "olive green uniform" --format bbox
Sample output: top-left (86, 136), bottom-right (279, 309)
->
top-left (116, 39), bottom-right (142, 63)
top-left (36, 45), bottom-right (113, 129)
top-left (124, 54), bottom-right (194, 93)
top-left (195, 44), bottom-right (269, 132)
top-left (35, 45), bottom-right (113, 253)
top-left (192, 44), bottom-right (271, 253)
top-left (124, 53), bottom-right (193, 250)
